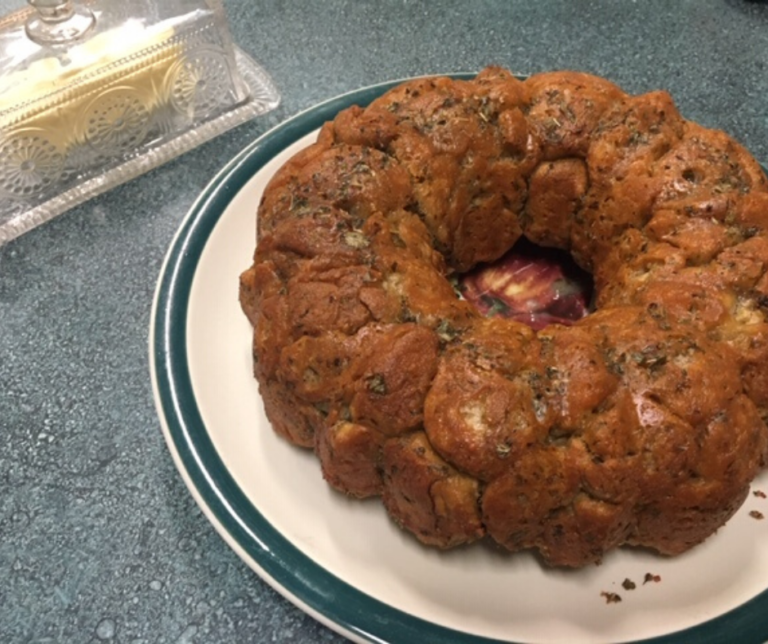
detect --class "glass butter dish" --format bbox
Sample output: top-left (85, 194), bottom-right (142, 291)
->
top-left (0, 0), bottom-right (280, 244)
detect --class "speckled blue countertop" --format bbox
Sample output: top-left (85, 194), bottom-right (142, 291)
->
top-left (3, 1), bottom-right (768, 642)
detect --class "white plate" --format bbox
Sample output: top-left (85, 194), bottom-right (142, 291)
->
top-left (150, 78), bottom-right (768, 644)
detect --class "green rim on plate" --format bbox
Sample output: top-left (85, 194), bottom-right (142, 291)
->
top-left (150, 76), bottom-right (768, 644)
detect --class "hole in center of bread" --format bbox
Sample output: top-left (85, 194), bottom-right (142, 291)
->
top-left (457, 237), bottom-right (594, 330)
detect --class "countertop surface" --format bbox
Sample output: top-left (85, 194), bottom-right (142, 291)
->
top-left (3, 1), bottom-right (768, 642)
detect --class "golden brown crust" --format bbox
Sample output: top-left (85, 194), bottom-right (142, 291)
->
top-left (424, 318), bottom-right (546, 482)
top-left (525, 70), bottom-right (625, 161)
top-left (240, 67), bottom-right (768, 567)
top-left (315, 419), bottom-right (386, 498)
top-left (523, 157), bottom-right (589, 249)
top-left (381, 431), bottom-right (485, 548)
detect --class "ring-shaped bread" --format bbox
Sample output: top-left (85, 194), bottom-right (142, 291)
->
top-left (240, 67), bottom-right (768, 567)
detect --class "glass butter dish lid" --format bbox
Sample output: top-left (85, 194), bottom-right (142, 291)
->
top-left (0, 0), bottom-right (280, 244)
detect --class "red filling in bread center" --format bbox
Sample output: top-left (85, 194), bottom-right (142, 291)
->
top-left (458, 237), bottom-right (594, 330)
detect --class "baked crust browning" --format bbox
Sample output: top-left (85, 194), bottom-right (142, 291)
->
top-left (382, 431), bottom-right (485, 548)
top-left (240, 66), bottom-right (768, 566)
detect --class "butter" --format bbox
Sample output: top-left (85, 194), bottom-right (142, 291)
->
top-left (0, 19), bottom-right (176, 114)
top-left (0, 1), bottom-right (279, 245)
top-left (0, 17), bottom-right (187, 156)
